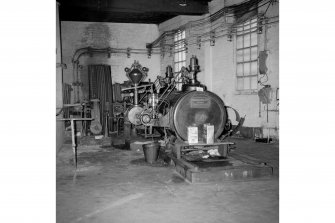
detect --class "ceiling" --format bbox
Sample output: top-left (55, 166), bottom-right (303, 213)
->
top-left (58, 0), bottom-right (211, 24)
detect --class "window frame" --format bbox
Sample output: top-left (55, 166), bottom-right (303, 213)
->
top-left (173, 29), bottom-right (186, 90)
top-left (235, 17), bottom-right (259, 93)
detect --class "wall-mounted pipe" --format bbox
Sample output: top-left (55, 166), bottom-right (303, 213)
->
top-left (70, 46), bottom-right (161, 102)
top-left (72, 47), bottom-right (161, 63)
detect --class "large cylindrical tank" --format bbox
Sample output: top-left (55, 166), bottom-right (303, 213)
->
top-left (165, 90), bottom-right (228, 141)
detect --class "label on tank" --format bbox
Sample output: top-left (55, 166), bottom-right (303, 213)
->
top-left (190, 95), bottom-right (211, 108)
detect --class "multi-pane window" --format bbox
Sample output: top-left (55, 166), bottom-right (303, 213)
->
top-left (174, 30), bottom-right (186, 90)
top-left (236, 17), bottom-right (258, 91)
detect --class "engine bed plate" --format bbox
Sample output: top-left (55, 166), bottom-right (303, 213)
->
top-left (167, 151), bottom-right (273, 183)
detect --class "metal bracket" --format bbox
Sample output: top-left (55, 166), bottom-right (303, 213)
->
top-left (107, 47), bottom-right (112, 58)
top-left (147, 47), bottom-right (152, 59)
top-left (197, 36), bottom-right (201, 49)
top-left (227, 27), bottom-right (233, 42)
top-left (210, 31), bottom-right (215, 46)
top-left (184, 40), bottom-right (188, 53)
top-left (258, 14), bottom-right (265, 34)
top-left (88, 47), bottom-right (93, 57)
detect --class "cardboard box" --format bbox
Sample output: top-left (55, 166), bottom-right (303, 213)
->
top-left (187, 126), bottom-right (198, 144)
top-left (203, 124), bottom-right (214, 144)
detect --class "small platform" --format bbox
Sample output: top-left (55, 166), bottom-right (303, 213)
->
top-left (171, 140), bottom-right (234, 159)
top-left (168, 152), bottom-right (273, 183)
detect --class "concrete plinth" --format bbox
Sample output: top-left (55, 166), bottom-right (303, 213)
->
top-left (169, 153), bottom-right (273, 183)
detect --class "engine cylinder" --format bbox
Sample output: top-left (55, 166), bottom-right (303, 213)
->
top-left (165, 90), bottom-right (228, 141)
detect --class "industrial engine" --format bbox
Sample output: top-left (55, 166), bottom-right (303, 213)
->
top-left (121, 56), bottom-right (243, 142)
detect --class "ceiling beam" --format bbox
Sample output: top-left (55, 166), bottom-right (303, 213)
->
top-left (59, 8), bottom-right (179, 24)
top-left (58, 0), bottom-right (208, 14)
top-left (58, 0), bottom-right (210, 24)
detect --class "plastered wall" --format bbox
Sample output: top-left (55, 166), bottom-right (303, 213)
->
top-left (158, 1), bottom-right (279, 138)
top-left (59, 1), bottom-right (279, 139)
top-left (56, 2), bottom-right (64, 150)
top-left (61, 22), bottom-right (161, 101)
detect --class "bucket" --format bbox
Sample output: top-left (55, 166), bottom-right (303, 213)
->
top-left (142, 142), bottom-right (160, 164)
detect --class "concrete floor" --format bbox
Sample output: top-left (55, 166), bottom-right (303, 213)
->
top-left (56, 137), bottom-right (279, 223)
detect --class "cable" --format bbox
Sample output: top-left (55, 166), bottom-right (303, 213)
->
top-left (147, 0), bottom-right (271, 47)
top-left (150, 13), bottom-right (277, 50)
top-left (148, 0), bottom-right (278, 49)
top-left (154, 19), bottom-right (279, 52)
top-left (264, 0), bottom-right (273, 15)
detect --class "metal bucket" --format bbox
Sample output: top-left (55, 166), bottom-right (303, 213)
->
top-left (142, 142), bottom-right (160, 164)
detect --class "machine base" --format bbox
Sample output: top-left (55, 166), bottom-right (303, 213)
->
top-left (170, 156), bottom-right (273, 183)
top-left (167, 150), bottom-right (273, 183)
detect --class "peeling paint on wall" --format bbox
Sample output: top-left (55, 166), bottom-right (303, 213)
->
top-left (80, 23), bottom-right (117, 48)
top-left (61, 22), bottom-right (161, 102)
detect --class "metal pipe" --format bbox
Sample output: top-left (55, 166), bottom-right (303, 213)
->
top-left (72, 47), bottom-right (160, 64)
top-left (157, 84), bottom-right (176, 109)
top-left (121, 84), bottom-right (152, 91)
top-left (72, 63), bottom-right (76, 102)
top-left (139, 90), bottom-right (148, 104)
top-left (134, 84), bottom-right (139, 105)
top-left (76, 63), bottom-right (80, 102)
top-left (70, 119), bottom-right (76, 168)
top-left (266, 100), bottom-right (269, 143)
top-left (58, 118), bottom-right (93, 169)
top-left (157, 72), bottom-right (181, 103)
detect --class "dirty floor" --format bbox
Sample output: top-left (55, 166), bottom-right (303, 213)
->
top-left (56, 137), bottom-right (279, 223)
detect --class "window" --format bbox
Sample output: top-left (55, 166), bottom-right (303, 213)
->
top-left (174, 30), bottom-right (186, 90)
top-left (236, 17), bottom-right (258, 91)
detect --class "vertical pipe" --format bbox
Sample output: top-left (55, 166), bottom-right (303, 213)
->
top-left (76, 62), bottom-right (79, 102)
top-left (77, 64), bottom-right (81, 102)
top-left (134, 84), bottom-right (139, 105)
top-left (72, 63), bottom-right (76, 102)
top-left (71, 119), bottom-right (77, 169)
top-left (267, 103), bottom-right (269, 143)
top-left (266, 103), bottom-right (269, 122)
top-left (104, 114), bottom-right (108, 138)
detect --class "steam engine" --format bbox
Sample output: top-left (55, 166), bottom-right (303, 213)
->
top-left (122, 56), bottom-right (235, 142)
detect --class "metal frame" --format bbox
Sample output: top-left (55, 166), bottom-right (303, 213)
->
top-left (235, 17), bottom-right (259, 91)
top-left (57, 118), bottom-right (93, 169)
top-left (174, 30), bottom-right (187, 90)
